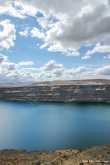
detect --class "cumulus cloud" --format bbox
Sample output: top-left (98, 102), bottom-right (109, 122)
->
top-left (0, 1), bottom-right (37, 18)
top-left (18, 61), bottom-right (34, 67)
top-left (0, 55), bottom-right (33, 74)
top-left (35, 60), bottom-right (89, 81)
top-left (96, 65), bottom-right (110, 75)
top-left (0, 55), bottom-right (86, 81)
top-left (16, 0), bottom-right (110, 56)
top-left (40, 60), bottom-right (63, 71)
top-left (0, 54), bottom-right (7, 63)
top-left (0, 55), bottom-right (35, 83)
top-left (1, 0), bottom-right (110, 56)
top-left (19, 0), bottom-right (98, 17)
top-left (19, 28), bottom-right (29, 37)
top-left (1, 55), bottom-right (110, 82)
top-left (1, 0), bottom-right (110, 82)
top-left (0, 19), bottom-right (16, 49)
top-left (31, 27), bottom-right (45, 39)
top-left (85, 43), bottom-right (110, 59)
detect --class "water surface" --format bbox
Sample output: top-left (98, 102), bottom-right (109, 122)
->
top-left (0, 101), bottom-right (110, 151)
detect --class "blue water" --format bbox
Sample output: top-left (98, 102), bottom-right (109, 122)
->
top-left (0, 101), bottom-right (110, 151)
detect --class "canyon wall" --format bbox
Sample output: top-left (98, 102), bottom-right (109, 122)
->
top-left (0, 80), bottom-right (110, 102)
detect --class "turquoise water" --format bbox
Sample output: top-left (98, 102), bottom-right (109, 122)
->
top-left (0, 101), bottom-right (110, 151)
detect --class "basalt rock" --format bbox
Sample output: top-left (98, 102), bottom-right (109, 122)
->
top-left (0, 79), bottom-right (110, 102)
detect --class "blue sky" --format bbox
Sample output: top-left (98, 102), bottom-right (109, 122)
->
top-left (0, 0), bottom-right (110, 83)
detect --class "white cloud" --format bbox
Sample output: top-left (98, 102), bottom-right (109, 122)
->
top-left (0, 54), bottom-right (7, 63)
top-left (31, 27), bottom-right (45, 39)
top-left (96, 65), bottom-right (110, 75)
top-left (16, 1), bottom-right (108, 50)
top-left (85, 43), bottom-right (110, 58)
top-left (0, 56), bottom-right (86, 81)
top-left (37, 16), bottom-right (52, 30)
top-left (81, 55), bottom-right (91, 60)
top-left (1, 55), bottom-right (110, 82)
top-left (19, 28), bottom-right (29, 37)
top-left (1, 0), bottom-right (110, 56)
top-left (40, 60), bottom-right (63, 71)
top-left (19, 0), bottom-right (91, 16)
top-left (17, 0), bottom-right (110, 56)
top-left (18, 61), bottom-right (34, 67)
top-left (0, 55), bottom-right (35, 83)
top-left (0, 1), bottom-right (37, 18)
top-left (1, 1), bottom-right (110, 82)
top-left (0, 61), bottom-right (16, 75)
top-left (0, 19), bottom-right (16, 49)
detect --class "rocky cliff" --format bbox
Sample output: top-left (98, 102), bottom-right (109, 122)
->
top-left (0, 79), bottom-right (110, 102)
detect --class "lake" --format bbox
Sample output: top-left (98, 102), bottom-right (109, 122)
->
top-left (0, 101), bottom-right (110, 151)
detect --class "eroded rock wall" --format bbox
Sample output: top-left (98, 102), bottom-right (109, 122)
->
top-left (0, 82), bottom-right (110, 102)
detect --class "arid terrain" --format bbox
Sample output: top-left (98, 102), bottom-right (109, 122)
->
top-left (0, 145), bottom-right (110, 164)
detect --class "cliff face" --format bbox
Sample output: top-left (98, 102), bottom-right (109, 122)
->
top-left (0, 80), bottom-right (110, 102)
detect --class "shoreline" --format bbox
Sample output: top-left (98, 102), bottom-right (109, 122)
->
top-left (0, 144), bottom-right (110, 164)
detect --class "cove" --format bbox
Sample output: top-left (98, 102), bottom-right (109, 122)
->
top-left (0, 101), bottom-right (110, 151)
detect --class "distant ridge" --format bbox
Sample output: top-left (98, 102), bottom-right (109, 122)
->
top-left (32, 79), bottom-right (110, 86)
top-left (1, 79), bottom-right (110, 87)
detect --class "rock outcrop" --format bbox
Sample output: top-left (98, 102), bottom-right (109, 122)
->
top-left (0, 145), bottom-right (110, 164)
top-left (0, 79), bottom-right (110, 102)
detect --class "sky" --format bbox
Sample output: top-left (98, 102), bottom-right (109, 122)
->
top-left (0, 0), bottom-right (110, 83)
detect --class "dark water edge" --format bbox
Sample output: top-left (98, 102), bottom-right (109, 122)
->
top-left (0, 101), bottom-right (110, 151)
